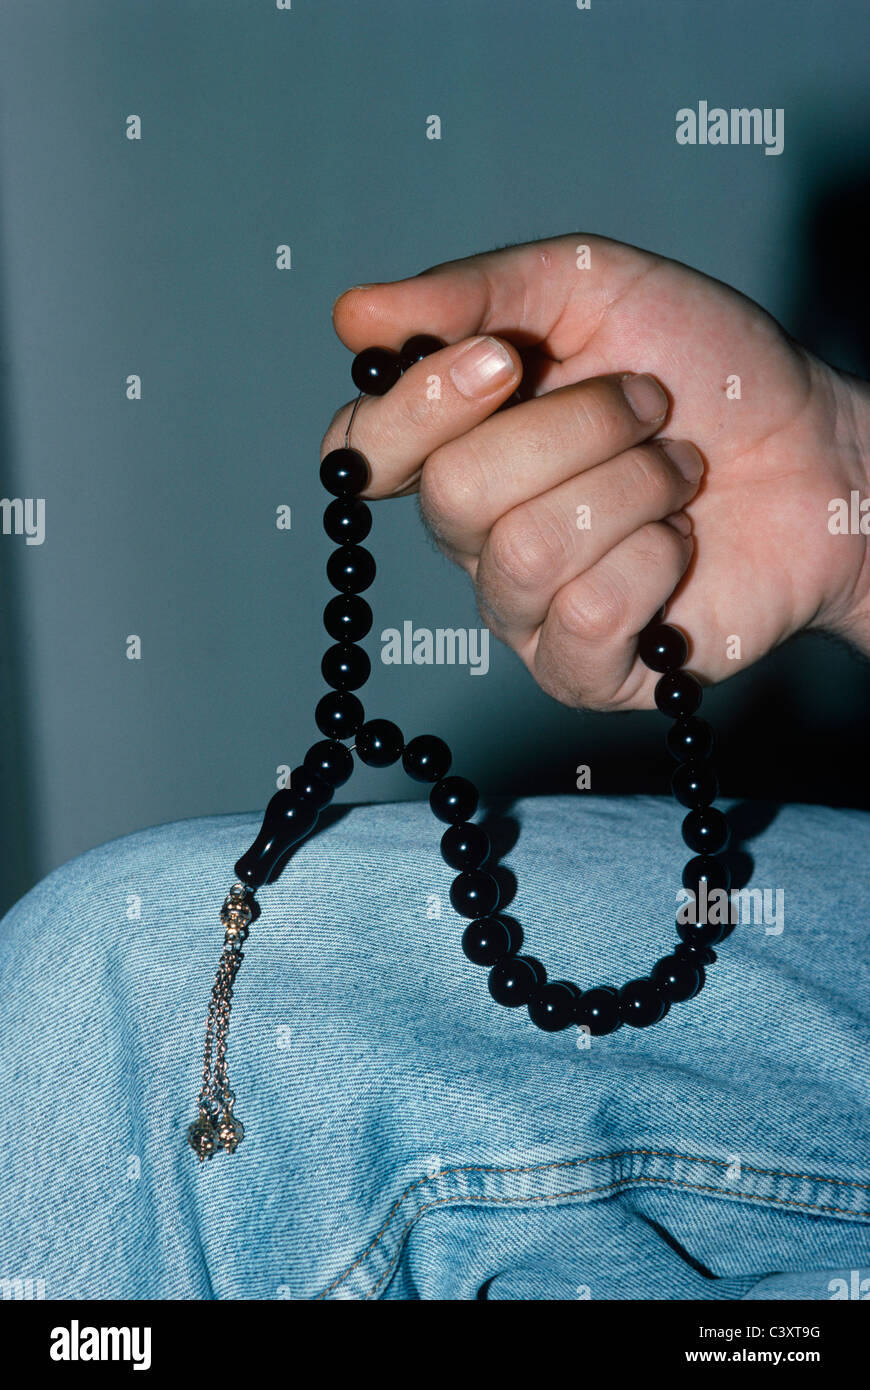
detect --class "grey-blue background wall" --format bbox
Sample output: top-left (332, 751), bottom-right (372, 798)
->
top-left (1, 0), bottom-right (869, 916)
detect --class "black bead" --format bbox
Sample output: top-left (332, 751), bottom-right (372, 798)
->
top-left (323, 594), bottom-right (373, 643)
top-left (440, 821), bottom-right (490, 871)
top-left (676, 916), bottom-right (728, 947)
top-left (326, 545), bottom-right (376, 594)
top-left (263, 787), bottom-right (319, 838)
top-left (233, 850), bottom-right (269, 892)
top-left (321, 642), bottom-right (371, 692)
top-left (488, 955), bottom-right (545, 1008)
top-left (398, 334), bottom-right (443, 371)
top-left (430, 776), bottom-right (479, 824)
top-left (323, 497), bottom-right (372, 544)
top-left (314, 691), bottom-right (364, 740)
top-left (233, 788), bottom-right (319, 889)
top-left (618, 978), bottom-right (668, 1028)
top-left (671, 760), bottom-right (718, 808)
top-left (289, 765), bottom-right (333, 808)
top-left (528, 981), bottom-right (578, 1033)
top-left (682, 807), bottom-right (730, 856)
top-left (402, 735), bottom-right (452, 782)
top-left (682, 854), bottom-right (731, 896)
top-left (450, 870), bottom-right (500, 918)
top-left (654, 670), bottom-right (703, 718)
top-left (674, 940), bottom-right (717, 966)
top-left (575, 986), bottom-right (622, 1036)
top-left (351, 346), bottom-right (402, 396)
top-left (666, 716), bottom-right (714, 762)
top-left (651, 953), bottom-right (702, 1002)
top-left (355, 718), bottom-right (404, 767)
top-left (303, 738), bottom-right (354, 787)
top-left (638, 622), bottom-right (688, 673)
top-left (320, 447), bottom-right (369, 497)
top-left (461, 916), bottom-right (512, 967)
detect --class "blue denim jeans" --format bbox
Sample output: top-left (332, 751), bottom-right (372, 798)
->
top-left (1, 794), bottom-right (868, 1300)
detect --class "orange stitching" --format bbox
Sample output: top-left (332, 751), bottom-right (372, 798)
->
top-left (358, 1177), bottom-right (870, 1300)
top-left (314, 1148), bottom-right (870, 1299)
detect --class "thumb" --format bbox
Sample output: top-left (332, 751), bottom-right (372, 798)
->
top-left (331, 233), bottom-right (655, 359)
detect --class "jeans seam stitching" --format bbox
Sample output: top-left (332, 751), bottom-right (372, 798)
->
top-left (313, 1149), bottom-right (870, 1299)
top-left (353, 1179), bottom-right (870, 1301)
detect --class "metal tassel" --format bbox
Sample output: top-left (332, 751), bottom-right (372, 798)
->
top-left (187, 881), bottom-right (253, 1160)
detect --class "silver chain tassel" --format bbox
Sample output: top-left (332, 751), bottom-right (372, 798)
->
top-left (187, 881), bottom-right (253, 1160)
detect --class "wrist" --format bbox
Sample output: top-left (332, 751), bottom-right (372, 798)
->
top-left (808, 356), bottom-right (870, 655)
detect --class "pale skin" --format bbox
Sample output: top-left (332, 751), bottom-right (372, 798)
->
top-left (324, 233), bottom-right (870, 711)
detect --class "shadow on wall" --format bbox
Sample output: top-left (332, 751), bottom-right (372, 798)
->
top-left (794, 162), bottom-right (870, 380)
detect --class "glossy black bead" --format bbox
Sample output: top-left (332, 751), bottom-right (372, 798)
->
top-left (488, 955), bottom-right (545, 1008)
top-left (289, 765), bottom-right (333, 808)
top-left (654, 670), bottom-right (703, 718)
top-left (440, 821), bottom-right (490, 871)
top-left (651, 953), bottom-right (702, 1002)
top-left (402, 735), bottom-right (452, 782)
top-left (351, 346), bottom-right (402, 396)
top-left (676, 916), bottom-right (728, 947)
top-left (321, 643), bottom-right (371, 692)
top-left (682, 807), bottom-right (730, 856)
top-left (314, 691), bottom-right (364, 740)
top-left (398, 334), bottom-right (443, 371)
top-left (233, 849), bottom-right (269, 892)
top-left (326, 545), bottom-right (376, 594)
top-left (450, 870), bottom-right (500, 919)
top-left (682, 854), bottom-right (731, 896)
top-left (303, 738), bottom-right (354, 787)
top-left (679, 864), bottom-right (731, 932)
top-left (430, 775), bottom-right (479, 824)
top-left (666, 716), bottom-right (714, 762)
top-left (323, 497), bottom-right (372, 544)
top-left (323, 594), bottom-right (373, 643)
top-left (264, 787), bottom-right (319, 837)
top-left (355, 718), bottom-right (404, 767)
top-left (674, 940), bottom-right (717, 966)
top-left (528, 981), bottom-right (578, 1033)
top-left (461, 916), bottom-right (512, 967)
top-left (233, 788), bottom-right (319, 889)
top-left (575, 986), bottom-right (622, 1036)
top-left (320, 447), bottom-right (369, 497)
top-left (618, 978), bottom-right (668, 1028)
top-left (638, 622), bottom-right (688, 673)
top-left (671, 760), bottom-right (718, 808)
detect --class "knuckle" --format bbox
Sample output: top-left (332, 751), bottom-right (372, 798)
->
top-left (419, 442), bottom-right (483, 539)
top-left (626, 445), bottom-right (675, 505)
top-left (389, 382), bottom-right (437, 435)
top-left (485, 510), bottom-right (558, 593)
top-left (569, 380), bottom-right (625, 445)
top-left (552, 571), bottom-right (632, 644)
top-left (638, 519), bottom-right (686, 569)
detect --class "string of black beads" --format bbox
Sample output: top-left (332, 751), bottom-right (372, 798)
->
top-left (233, 335), bottom-right (729, 1037)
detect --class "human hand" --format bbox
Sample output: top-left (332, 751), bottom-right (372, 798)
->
top-left (325, 234), bottom-right (870, 710)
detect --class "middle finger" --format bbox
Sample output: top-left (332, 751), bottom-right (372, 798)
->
top-left (418, 372), bottom-right (670, 560)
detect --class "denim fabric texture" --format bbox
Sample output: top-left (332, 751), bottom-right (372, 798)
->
top-left (0, 794), bottom-right (868, 1300)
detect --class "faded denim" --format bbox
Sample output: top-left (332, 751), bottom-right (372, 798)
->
top-left (0, 795), bottom-right (868, 1300)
